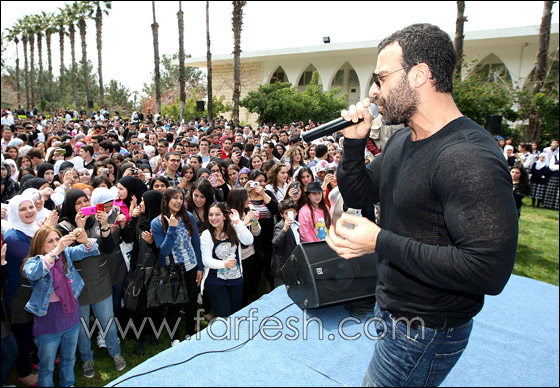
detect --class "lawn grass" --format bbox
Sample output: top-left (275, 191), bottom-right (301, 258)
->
top-left (513, 197), bottom-right (559, 286)
top-left (7, 198), bottom-right (558, 386)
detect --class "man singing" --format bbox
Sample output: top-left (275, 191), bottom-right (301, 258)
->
top-left (326, 24), bottom-right (518, 387)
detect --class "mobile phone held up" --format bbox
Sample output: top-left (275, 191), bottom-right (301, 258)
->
top-left (81, 205), bottom-right (99, 216)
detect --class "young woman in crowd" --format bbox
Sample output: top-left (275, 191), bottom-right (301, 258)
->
top-left (298, 181), bottom-right (332, 243)
top-left (511, 166), bottom-right (531, 218)
top-left (1, 161), bottom-right (19, 203)
top-left (295, 166), bottom-right (315, 194)
top-left (227, 187), bottom-right (261, 306)
top-left (265, 163), bottom-right (290, 203)
top-left (284, 146), bottom-right (305, 172)
top-left (4, 194), bottom-right (42, 387)
top-left (321, 165), bottom-right (339, 210)
top-left (186, 178), bottom-right (215, 233)
top-left (226, 164), bottom-right (240, 189)
top-left (21, 226), bottom-right (98, 387)
top-left (282, 181), bottom-right (306, 215)
top-left (115, 176), bottom-right (146, 223)
top-left (23, 177), bottom-right (56, 212)
top-left (17, 167), bottom-right (36, 183)
top-left (4, 159), bottom-right (18, 181)
top-left (151, 187), bottom-right (202, 347)
top-left (149, 176), bottom-right (170, 193)
top-left (178, 164), bottom-right (196, 194)
top-left (236, 167), bottom-right (250, 187)
top-left (91, 175), bottom-right (112, 190)
top-left (35, 163), bottom-right (54, 192)
top-left (77, 168), bottom-right (91, 185)
top-left (57, 188), bottom-right (126, 379)
top-left (246, 169), bottom-right (278, 295)
top-left (16, 155), bottom-right (32, 172)
top-left (249, 154), bottom-right (264, 171)
top-left (121, 190), bottom-right (163, 356)
top-left (530, 153), bottom-right (550, 208)
top-left (200, 202), bottom-right (253, 317)
top-left (304, 144), bottom-right (317, 165)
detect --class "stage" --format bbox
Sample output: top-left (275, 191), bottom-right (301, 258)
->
top-left (108, 274), bottom-right (559, 387)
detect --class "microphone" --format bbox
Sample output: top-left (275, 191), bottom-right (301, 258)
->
top-left (301, 103), bottom-right (379, 143)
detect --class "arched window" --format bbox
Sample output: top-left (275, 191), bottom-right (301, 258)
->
top-left (270, 66), bottom-right (287, 84)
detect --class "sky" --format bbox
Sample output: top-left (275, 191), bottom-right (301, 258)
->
top-left (1, 1), bottom-right (557, 97)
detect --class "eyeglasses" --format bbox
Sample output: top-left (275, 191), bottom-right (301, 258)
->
top-left (372, 64), bottom-right (416, 88)
top-left (25, 126), bottom-right (33, 130)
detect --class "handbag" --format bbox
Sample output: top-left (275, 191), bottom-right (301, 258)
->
top-left (145, 255), bottom-right (189, 308)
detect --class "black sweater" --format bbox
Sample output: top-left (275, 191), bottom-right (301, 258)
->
top-left (338, 116), bottom-right (518, 327)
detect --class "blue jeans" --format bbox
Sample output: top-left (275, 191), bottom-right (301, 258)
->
top-left (1, 331), bottom-right (18, 387)
top-left (34, 323), bottom-right (80, 387)
top-left (78, 294), bottom-right (121, 362)
top-left (112, 281), bottom-right (124, 319)
top-left (362, 304), bottom-right (473, 387)
top-left (204, 283), bottom-right (244, 318)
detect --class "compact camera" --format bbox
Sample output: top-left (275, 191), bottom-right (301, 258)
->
top-left (250, 181), bottom-right (260, 188)
top-left (100, 168), bottom-right (110, 175)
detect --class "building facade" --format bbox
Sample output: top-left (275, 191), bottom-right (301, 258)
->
top-left (185, 24), bottom-right (559, 125)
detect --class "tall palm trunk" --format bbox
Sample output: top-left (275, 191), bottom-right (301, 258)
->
top-left (59, 26), bottom-right (65, 109)
top-left (70, 24), bottom-right (78, 111)
top-left (46, 32), bottom-right (54, 113)
top-left (527, 0), bottom-right (554, 142)
top-left (231, 1), bottom-right (246, 126)
top-left (15, 38), bottom-right (21, 107)
top-left (206, 1), bottom-right (213, 121)
top-left (96, 4), bottom-right (105, 106)
top-left (78, 18), bottom-right (91, 113)
top-left (29, 33), bottom-right (36, 108)
top-left (152, 1), bottom-right (162, 115)
top-left (454, 1), bottom-right (467, 78)
top-left (37, 32), bottom-right (45, 103)
top-left (178, 1), bottom-right (186, 121)
top-left (23, 35), bottom-right (30, 110)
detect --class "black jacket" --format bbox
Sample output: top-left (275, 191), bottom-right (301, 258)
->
top-left (271, 219), bottom-right (299, 279)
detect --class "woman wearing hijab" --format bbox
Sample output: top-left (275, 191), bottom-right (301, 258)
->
top-left (90, 187), bottom-right (128, 324)
top-left (4, 158), bottom-right (18, 181)
top-left (114, 176), bottom-right (147, 223)
top-left (56, 188), bottom-right (127, 379)
top-left (1, 161), bottom-right (19, 204)
top-left (4, 194), bottom-right (40, 387)
top-left (530, 153), bottom-right (550, 208)
top-left (121, 190), bottom-right (163, 356)
top-left (37, 162), bottom-right (56, 189)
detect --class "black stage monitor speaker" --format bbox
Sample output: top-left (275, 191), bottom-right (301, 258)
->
top-left (485, 115), bottom-right (502, 136)
top-left (196, 101), bottom-right (205, 111)
top-left (88, 100), bottom-right (94, 109)
top-left (281, 241), bottom-right (377, 309)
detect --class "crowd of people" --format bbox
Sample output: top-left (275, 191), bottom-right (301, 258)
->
top-left (0, 103), bottom-right (558, 387)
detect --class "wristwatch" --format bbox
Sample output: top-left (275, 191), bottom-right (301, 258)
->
top-left (100, 226), bottom-right (110, 233)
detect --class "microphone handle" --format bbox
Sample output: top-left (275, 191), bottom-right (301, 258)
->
top-left (301, 117), bottom-right (349, 143)
top-left (301, 103), bottom-right (379, 143)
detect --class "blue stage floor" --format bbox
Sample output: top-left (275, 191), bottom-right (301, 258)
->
top-left (108, 274), bottom-right (559, 387)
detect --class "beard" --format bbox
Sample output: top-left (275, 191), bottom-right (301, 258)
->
top-left (377, 74), bottom-right (419, 126)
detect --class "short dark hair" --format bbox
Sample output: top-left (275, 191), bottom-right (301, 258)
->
top-left (232, 142), bottom-right (244, 152)
top-left (278, 199), bottom-right (298, 214)
top-left (99, 140), bottom-right (114, 153)
top-left (316, 144), bottom-right (328, 158)
top-left (378, 23), bottom-right (457, 94)
top-left (81, 145), bottom-right (94, 157)
top-left (26, 147), bottom-right (43, 160)
top-left (165, 151), bottom-right (180, 160)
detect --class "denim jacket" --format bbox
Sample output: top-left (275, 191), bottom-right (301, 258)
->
top-left (23, 242), bottom-right (99, 317)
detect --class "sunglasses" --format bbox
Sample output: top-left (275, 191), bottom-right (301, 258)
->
top-left (372, 64), bottom-right (416, 88)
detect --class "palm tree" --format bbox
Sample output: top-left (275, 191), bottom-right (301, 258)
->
top-left (55, 11), bottom-right (66, 109)
top-left (61, 3), bottom-right (80, 111)
top-left (454, 1), bottom-right (467, 78)
top-left (527, 0), bottom-right (554, 142)
top-left (17, 18), bottom-right (31, 110)
top-left (206, 0), bottom-right (213, 121)
top-left (25, 15), bottom-right (38, 108)
top-left (231, 1), bottom-right (246, 126)
top-left (35, 13), bottom-right (49, 103)
top-left (94, 1), bottom-right (112, 107)
top-left (178, 1), bottom-right (186, 121)
top-left (152, 1), bottom-right (162, 115)
top-left (43, 12), bottom-right (58, 112)
top-left (76, 1), bottom-right (94, 114)
top-left (5, 25), bottom-right (22, 107)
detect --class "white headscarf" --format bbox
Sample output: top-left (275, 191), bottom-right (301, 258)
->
top-left (7, 194), bottom-right (41, 238)
top-left (22, 188), bottom-right (51, 224)
top-left (4, 159), bottom-right (18, 181)
top-left (503, 145), bottom-right (514, 159)
top-left (535, 153), bottom-right (549, 170)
